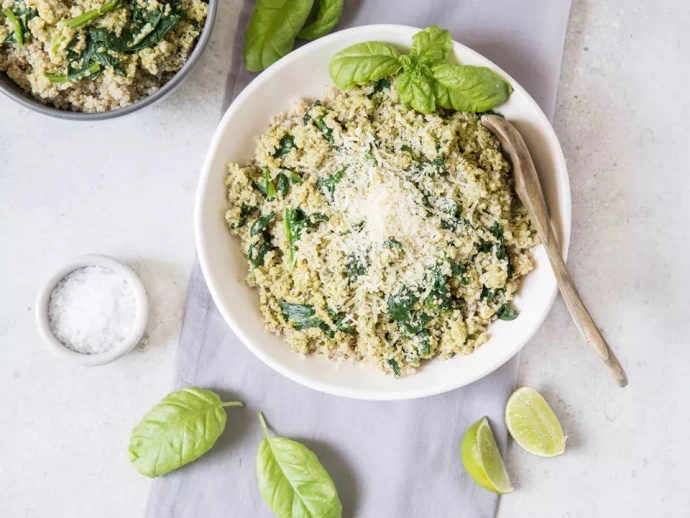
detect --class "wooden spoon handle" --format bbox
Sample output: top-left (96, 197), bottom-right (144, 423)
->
top-left (540, 223), bottom-right (629, 387)
top-left (481, 115), bottom-right (628, 387)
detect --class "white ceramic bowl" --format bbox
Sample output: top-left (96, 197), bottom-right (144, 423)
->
top-left (196, 24), bottom-right (571, 400)
top-left (36, 254), bottom-right (149, 366)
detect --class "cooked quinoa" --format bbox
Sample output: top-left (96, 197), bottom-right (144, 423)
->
top-left (224, 81), bottom-right (538, 377)
top-left (0, 0), bottom-right (207, 112)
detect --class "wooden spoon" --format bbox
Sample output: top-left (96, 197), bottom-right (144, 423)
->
top-left (481, 115), bottom-right (628, 387)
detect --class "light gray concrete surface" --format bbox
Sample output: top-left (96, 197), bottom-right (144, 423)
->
top-left (1, 1), bottom-right (687, 516)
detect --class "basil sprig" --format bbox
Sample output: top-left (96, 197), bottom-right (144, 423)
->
top-left (329, 25), bottom-right (513, 114)
top-left (256, 412), bottom-right (343, 518)
top-left (128, 387), bottom-right (244, 478)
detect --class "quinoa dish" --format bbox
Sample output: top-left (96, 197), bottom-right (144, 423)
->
top-left (0, 0), bottom-right (207, 112)
top-left (224, 81), bottom-right (538, 378)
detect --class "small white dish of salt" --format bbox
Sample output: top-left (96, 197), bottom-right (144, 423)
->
top-left (36, 255), bottom-right (149, 366)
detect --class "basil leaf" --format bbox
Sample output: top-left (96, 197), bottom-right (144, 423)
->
top-left (329, 41), bottom-right (403, 90)
top-left (297, 0), bottom-right (343, 40)
top-left (244, 0), bottom-right (314, 72)
top-left (395, 64), bottom-right (436, 114)
top-left (410, 25), bottom-right (452, 65)
top-left (128, 388), bottom-right (243, 478)
top-left (431, 63), bottom-right (513, 112)
top-left (256, 412), bottom-right (343, 518)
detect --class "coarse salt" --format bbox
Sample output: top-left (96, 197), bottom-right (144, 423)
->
top-left (48, 266), bottom-right (136, 354)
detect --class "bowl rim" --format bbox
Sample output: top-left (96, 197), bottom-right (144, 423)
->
top-left (0, 0), bottom-right (217, 121)
top-left (35, 254), bottom-right (149, 366)
top-left (195, 23), bottom-right (572, 400)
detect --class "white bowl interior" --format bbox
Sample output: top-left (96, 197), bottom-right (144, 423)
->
top-left (196, 25), bottom-right (571, 400)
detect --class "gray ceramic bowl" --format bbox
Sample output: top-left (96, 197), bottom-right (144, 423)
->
top-left (0, 0), bottom-right (217, 120)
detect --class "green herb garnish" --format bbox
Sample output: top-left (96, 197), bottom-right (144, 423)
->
top-left (329, 25), bottom-right (513, 114)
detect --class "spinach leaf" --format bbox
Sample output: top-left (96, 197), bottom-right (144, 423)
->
top-left (302, 99), bottom-right (321, 123)
top-left (251, 212), bottom-right (276, 236)
top-left (248, 232), bottom-right (273, 268)
top-left (297, 0), bottom-right (343, 40)
top-left (386, 358), bottom-right (401, 378)
top-left (439, 199), bottom-right (463, 230)
top-left (450, 259), bottom-right (470, 285)
top-left (256, 412), bottom-right (343, 518)
top-left (429, 154), bottom-right (445, 172)
top-left (489, 222), bottom-right (508, 260)
top-left (480, 286), bottom-right (498, 301)
top-left (276, 173), bottom-right (290, 197)
top-left (271, 169), bottom-right (301, 198)
top-left (253, 181), bottom-right (268, 196)
top-left (232, 203), bottom-right (257, 229)
top-left (424, 269), bottom-right (452, 311)
top-left (283, 207), bottom-right (309, 264)
top-left (388, 287), bottom-right (419, 322)
top-left (344, 253), bottom-right (367, 279)
top-left (496, 303), bottom-right (518, 321)
top-left (279, 301), bottom-right (332, 335)
top-left (314, 114), bottom-right (337, 147)
top-left (129, 9), bottom-right (182, 51)
top-left (373, 77), bottom-right (391, 92)
top-left (329, 41), bottom-right (403, 91)
top-left (273, 135), bottom-right (296, 158)
top-left (384, 237), bottom-right (403, 250)
top-left (396, 63), bottom-right (436, 114)
top-left (416, 330), bottom-right (431, 357)
top-left (410, 25), bottom-right (452, 65)
top-left (264, 168), bottom-right (277, 201)
top-left (431, 63), bottom-right (513, 112)
top-left (317, 168), bottom-right (345, 200)
top-left (247, 226), bottom-right (274, 268)
top-left (83, 1), bottom-right (183, 54)
top-left (3, 2), bottom-right (36, 46)
top-left (46, 29), bottom-right (126, 83)
top-left (402, 311), bottom-right (432, 335)
top-left (244, 0), bottom-right (314, 72)
top-left (310, 212), bottom-right (329, 223)
top-left (327, 307), bottom-right (354, 335)
top-left (128, 388), bottom-right (243, 478)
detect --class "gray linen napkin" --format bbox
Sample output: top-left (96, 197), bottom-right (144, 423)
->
top-left (147, 1), bottom-right (571, 517)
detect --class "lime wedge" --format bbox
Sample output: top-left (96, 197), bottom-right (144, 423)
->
top-left (505, 386), bottom-right (566, 457)
top-left (461, 416), bottom-right (514, 494)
